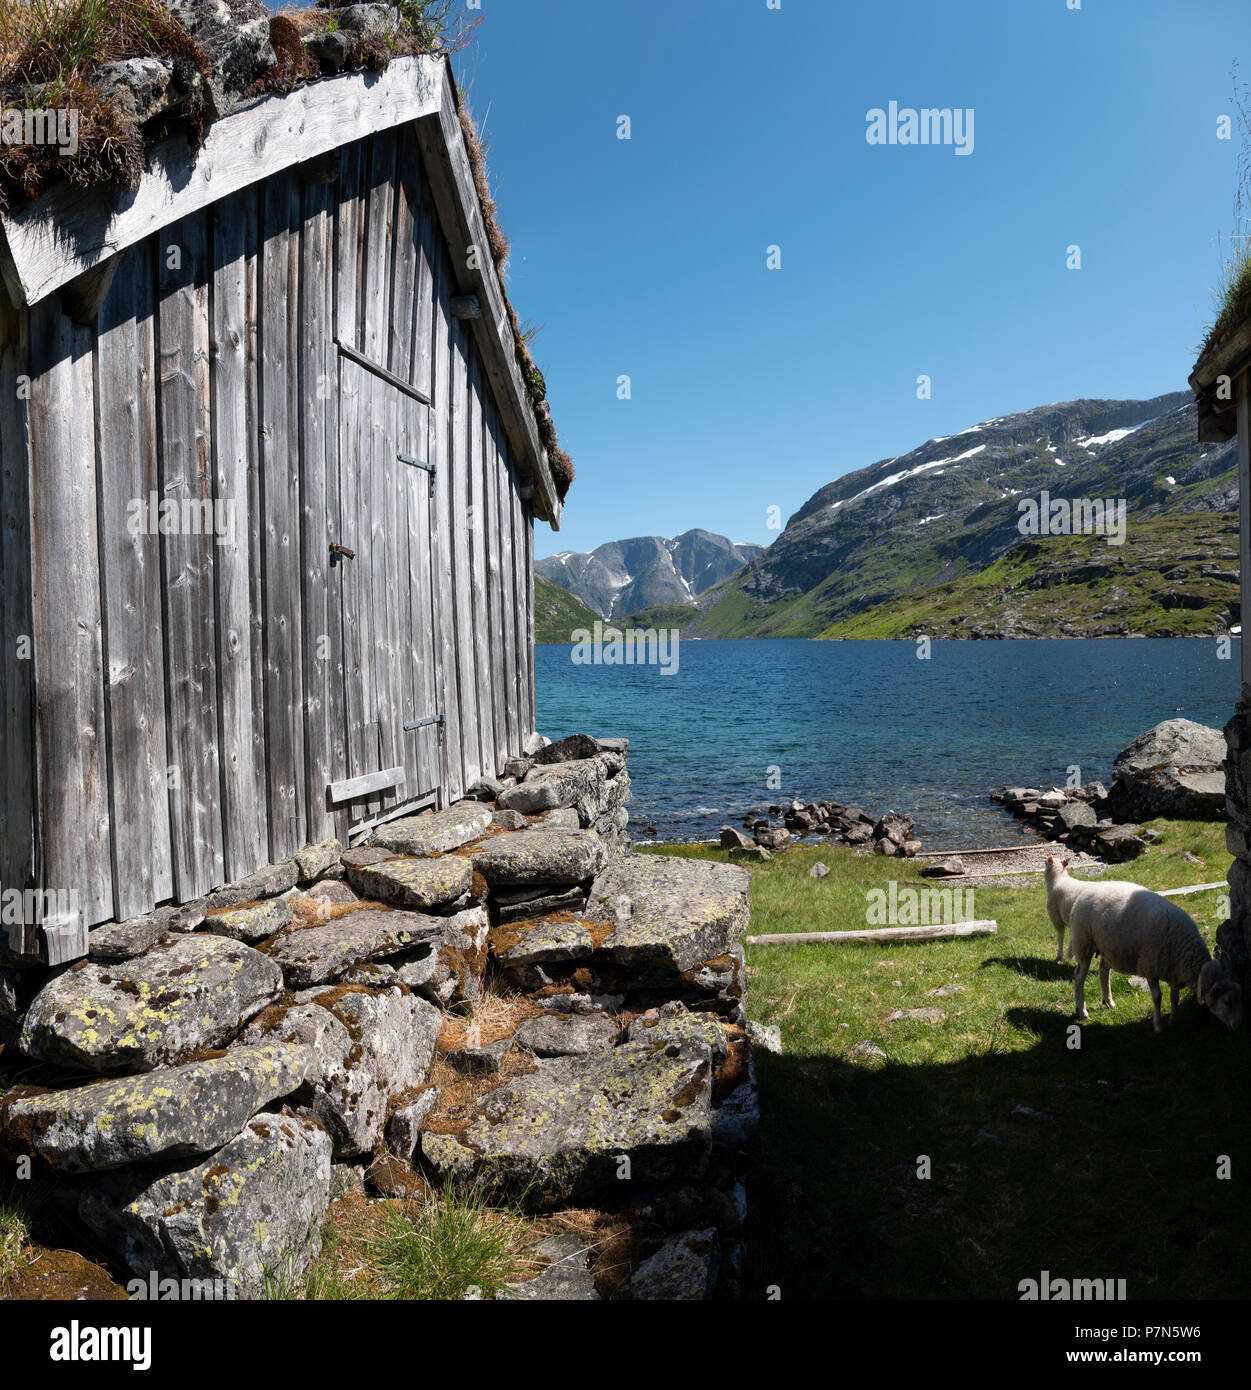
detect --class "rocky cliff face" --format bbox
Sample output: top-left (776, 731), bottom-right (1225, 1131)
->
top-left (691, 392), bottom-right (1236, 638)
top-left (538, 530), bottom-right (764, 620)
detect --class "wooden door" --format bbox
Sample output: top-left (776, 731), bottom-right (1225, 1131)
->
top-left (335, 350), bottom-right (441, 826)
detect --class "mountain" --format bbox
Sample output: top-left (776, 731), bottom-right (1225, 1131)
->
top-left (689, 391), bottom-right (1238, 639)
top-left (536, 530), bottom-right (764, 621)
top-left (534, 573), bottom-right (601, 645)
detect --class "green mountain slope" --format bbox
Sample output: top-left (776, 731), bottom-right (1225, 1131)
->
top-left (534, 573), bottom-right (600, 645)
top-left (821, 512), bottom-right (1239, 639)
top-left (688, 392), bottom-right (1238, 640)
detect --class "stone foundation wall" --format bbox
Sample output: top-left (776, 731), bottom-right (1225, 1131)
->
top-left (1221, 701), bottom-right (1251, 983)
top-left (0, 734), bottom-right (757, 1301)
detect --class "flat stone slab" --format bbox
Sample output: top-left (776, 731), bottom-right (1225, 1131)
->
top-left (371, 803), bottom-right (493, 856)
top-left (20, 935), bottom-right (284, 1074)
top-left (583, 854), bottom-right (750, 975)
top-left (206, 860), bottom-right (299, 910)
top-left (2, 1042), bottom-right (312, 1171)
top-left (421, 1039), bottom-right (713, 1208)
top-left (296, 839), bottom-right (343, 881)
top-left (88, 900), bottom-right (208, 962)
top-left (78, 1115), bottom-right (332, 1299)
top-left (501, 1235), bottom-right (600, 1301)
top-left (345, 856), bottom-right (472, 911)
top-left (262, 909), bottom-right (443, 988)
top-left (514, 1011), bottom-right (620, 1057)
top-left (471, 830), bottom-right (608, 888)
top-left (202, 896), bottom-right (292, 943)
top-left (627, 1009), bottom-right (727, 1063)
top-left (622, 1229), bottom-right (719, 1300)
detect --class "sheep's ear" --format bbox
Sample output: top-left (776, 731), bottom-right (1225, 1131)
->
top-left (1062, 859), bottom-right (1069, 868)
top-left (1046, 856), bottom-right (1053, 864)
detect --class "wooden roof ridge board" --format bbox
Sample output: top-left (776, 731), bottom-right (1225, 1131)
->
top-left (0, 53), bottom-right (562, 527)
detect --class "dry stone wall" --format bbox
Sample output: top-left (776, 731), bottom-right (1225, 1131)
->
top-left (0, 734), bottom-right (757, 1300)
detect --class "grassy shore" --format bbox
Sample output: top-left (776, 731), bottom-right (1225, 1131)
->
top-left (645, 821), bottom-right (1250, 1300)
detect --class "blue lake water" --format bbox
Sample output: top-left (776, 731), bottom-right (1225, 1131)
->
top-left (535, 638), bottom-right (1240, 849)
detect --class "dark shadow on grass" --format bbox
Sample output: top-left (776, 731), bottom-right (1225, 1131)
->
top-left (742, 1006), bottom-right (1251, 1301)
top-left (981, 955), bottom-right (1073, 983)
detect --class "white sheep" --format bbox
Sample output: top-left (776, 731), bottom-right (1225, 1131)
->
top-left (1045, 859), bottom-right (1242, 1033)
top-left (1043, 855), bottom-right (1087, 961)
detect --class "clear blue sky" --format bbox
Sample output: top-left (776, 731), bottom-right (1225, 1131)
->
top-left (450, 0), bottom-right (1246, 556)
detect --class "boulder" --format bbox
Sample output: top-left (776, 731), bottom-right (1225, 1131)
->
top-left (808, 862), bottom-right (830, 879)
top-left (754, 828), bottom-right (791, 851)
top-left (0, 968), bottom-right (17, 1025)
top-left (78, 1116), bottom-right (331, 1299)
top-left (2, 1042), bottom-right (312, 1171)
top-left (1056, 801), bottom-right (1098, 833)
top-left (344, 856), bottom-right (473, 911)
top-left (466, 777), bottom-right (505, 802)
top-left (492, 809), bottom-right (528, 832)
top-left (745, 1020), bottom-right (783, 1055)
top-left (523, 732), bottom-right (551, 756)
top-left (263, 909), bottom-right (442, 988)
top-left (1091, 824), bottom-right (1148, 862)
top-left (392, 907), bottom-right (490, 1007)
top-left (421, 1039), bottom-right (713, 1208)
top-left (20, 935), bottom-right (283, 1074)
top-left (372, 803), bottom-right (493, 856)
top-left (719, 827), bottom-right (753, 851)
top-left (514, 1011), bottom-right (620, 1057)
top-left (920, 857), bottom-right (965, 879)
top-left (90, 57), bottom-right (182, 124)
top-left (531, 734), bottom-right (602, 766)
top-left (337, 3), bottom-right (398, 36)
top-left (1108, 719), bottom-right (1226, 819)
top-left (627, 1007), bottom-right (727, 1063)
top-left (202, 896), bottom-right (292, 943)
top-left (296, 839), bottom-right (343, 882)
top-left (621, 1229), bottom-right (719, 1301)
top-left (472, 830), bottom-right (608, 887)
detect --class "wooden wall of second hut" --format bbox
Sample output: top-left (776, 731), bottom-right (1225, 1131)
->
top-left (3, 121), bottom-right (537, 936)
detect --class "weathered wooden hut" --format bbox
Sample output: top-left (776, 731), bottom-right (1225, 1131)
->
top-left (0, 54), bottom-right (563, 962)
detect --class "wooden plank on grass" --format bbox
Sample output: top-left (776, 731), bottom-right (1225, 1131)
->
top-left (745, 922), bottom-right (998, 946)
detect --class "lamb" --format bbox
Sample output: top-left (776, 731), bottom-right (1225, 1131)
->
top-left (1045, 859), bottom-right (1243, 1033)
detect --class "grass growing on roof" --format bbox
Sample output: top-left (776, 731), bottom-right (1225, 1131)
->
top-left (643, 822), bottom-right (1250, 1299)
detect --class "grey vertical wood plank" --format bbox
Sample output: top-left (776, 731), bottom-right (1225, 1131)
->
top-left (524, 497), bottom-right (536, 736)
top-left (211, 188), bottom-right (266, 882)
top-left (337, 355), bottom-right (368, 824)
top-left (28, 300), bottom-right (111, 945)
top-left (243, 189), bottom-right (269, 868)
top-left (96, 242), bottom-right (172, 920)
top-left (400, 127), bottom-right (436, 402)
top-left (299, 178), bottom-right (339, 843)
top-left (482, 396), bottom-right (507, 770)
top-left (494, 413), bottom-right (519, 757)
top-left (424, 187), bottom-right (458, 804)
top-left (156, 213), bottom-right (225, 900)
top-left (335, 140), bottom-right (366, 351)
top-left (0, 294), bottom-right (36, 950)
top-left (511, 453), bottom-right (530, 747)
top-left (466, 346), bottom-right (493, 776)
top-left (450, 318), bottom-right (480, 786)
top-left (260, 176), bottom-right (306, 860)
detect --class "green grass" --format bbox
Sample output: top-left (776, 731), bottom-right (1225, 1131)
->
top-left (534, 573), bottom-right (600, 645)
top-left (365, 1183), bottom-right (532, 1301)
top-left (644, 822), bottom-right (1250, 1300)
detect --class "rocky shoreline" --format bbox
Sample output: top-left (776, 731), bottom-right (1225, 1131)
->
top-left (719, 801), bottom-right (921, 861)
top-left (0, 733), bottom-right (759, 1301)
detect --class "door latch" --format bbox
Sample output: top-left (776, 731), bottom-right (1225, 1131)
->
top-left (330, 543), bottom-right (356, 561)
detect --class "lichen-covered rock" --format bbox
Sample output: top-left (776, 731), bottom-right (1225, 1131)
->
top-left (501, 1234), bottom-right (600, 1301)
top-left (472, 829), bottom-right (608, 887)
top-left (0, 968), bottom-right (20, 1024)
top-left (514, 1011), bottom-right (619, 1057)
top-left (385, 1090), bottom-right (438, 1160)
top-left (391, 907), bottom-right (489, 1007)
top-left (20, 935), bottom-right (283, 1074)
top-left (1109, 718), bottom-right (1226, 820)
top-left (78, 1115), bottom-right (331, 1299)
top-left (2, 1043), bottom-right (312, 1171)
top-left (296, 839), bottom-right (343, 882)
top-left (345, 856), bottom-right (472, 911)
top-left (497, 759), bottom-right (606, 816)
top-left (495, 885), bottom-right (586, 924)
top-left (164, 0), bottom-right (276, 117)
top-left (371, 803), bottom-right (493, 856)
top-left (262, 909), bottom-right (442, 988)
top-left (585, 854), bottom-right (750, 976)
top-left (627, 1008), bottom-right (727, 1063)
top-left (88, 899), bottom-right (207, 963)
top-left (206, 860), bottom-right (299, 910)
top-left (621, 1229), bottom-right (719, 1300)
top-left (421, 1039), bottom-right (713, 1208)
top-left (202, 896), bottom-right (292, 943)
